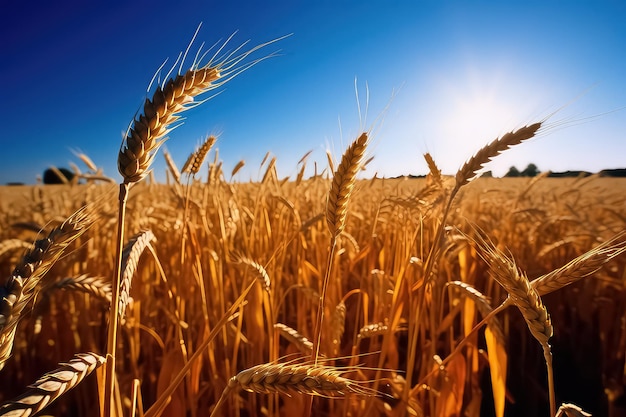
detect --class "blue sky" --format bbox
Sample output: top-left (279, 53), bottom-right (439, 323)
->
top-left (1, 1), bottom-right (625, 184)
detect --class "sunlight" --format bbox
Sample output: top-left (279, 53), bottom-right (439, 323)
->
top-left (425, 65), bottom-right (547, 175)
top-left (448, 94), bottom-right (519, 140)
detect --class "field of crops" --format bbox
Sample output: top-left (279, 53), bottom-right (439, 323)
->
top-left (1, 35), bottom-right (625, 417)
top-left (1, 168), bottom-right (625, 417)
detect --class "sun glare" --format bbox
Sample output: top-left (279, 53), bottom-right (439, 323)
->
top-left (428, 65), bottom-right (547, 175)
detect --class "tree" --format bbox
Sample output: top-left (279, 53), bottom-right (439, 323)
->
top-left (505, 166), bottom-right (520, 177)
top-left (521, 163), bottom-right (540, 177)
top-left (43, 167), bottom-right (75, 184)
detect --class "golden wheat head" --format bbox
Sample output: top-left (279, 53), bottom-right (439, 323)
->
top-left (326, 133), bottom-right (368, 238)
top-left (118, 33), bottom-right (286, 183)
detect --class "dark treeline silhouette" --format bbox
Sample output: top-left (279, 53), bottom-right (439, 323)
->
top-left (599, 168), bottom-right (626, 177)
top-left (503, 164), bottom-right (626, 178)
top-left (504, 163), bottom-right (540, 177)
top-left (3, 165), bottom-right (626, 186)
top-left (547, 170), bottom-right (593, 178)
top-left (42, 167), bottom-right (75, 184)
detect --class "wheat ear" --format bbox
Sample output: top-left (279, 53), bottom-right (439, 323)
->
top-left (455, 123), bottom-right (541, 188)
top-left (357, 323), bottom-right (390, 340)
top-left (472, 232), bottom-right (555, 416)
top-left (331, 301), bottom-right (346, 355)
top-left (274, 323), bottom-right (313, 353)
top-left (531, 232), bottom-right (626, 296)
top-left (0, 208), bottom-right (92, 370)
top-left (326, 133), bottom-right (368, 238)
top-left (473, 234), bottom-right (552, 345)
top-left (231, 160), bottom-right (245, 179)
top-left (48, 274), bottom-right (112, 303)
top-left (423, 152), bottom-right (443, 187)
top-left (556, 403), bottom-right (592, 417)
top-left (182, 135), bottom-right (217, 176)
top-left (119, 230), bottom-right (156, 319)
top-left (163, 149), bottom-right (181, 184)
top-left (117, 63), bottom-right (221, 183)
top-left (211, 361), bottom-right (379, 416)
top-left (229, 362), bottom-right (378, 397)
top-left (0, 352), bottom-right (104, 416)
top-left (0, 239), bottom-right (32, 258)
top-left (232, 254), bottom-right (271, 292)
top-left (446, 280), bottom-right (506, 344)
top-left (118, 34), bottom-right (282, 184)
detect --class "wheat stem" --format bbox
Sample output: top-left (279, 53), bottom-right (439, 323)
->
top-left (104, 182), bottom-right (129, 417)
top-left (544, 344), bottom-right (556, 417)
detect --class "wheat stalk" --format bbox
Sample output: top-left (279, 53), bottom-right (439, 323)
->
top-left (313, 133), bottom-right (368, 368)
top-left (423, 152), bottom-right (442, 187)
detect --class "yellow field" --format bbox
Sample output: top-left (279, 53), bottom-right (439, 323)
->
top-left (0, 174), bottom-right (625, 417)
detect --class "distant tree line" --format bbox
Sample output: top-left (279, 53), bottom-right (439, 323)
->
top-left (492, 164), bottom-right (626, 178)
top-left (503, 163), bottom-right (540, 177)
top-left (6, 164), bottom-right (626, 186)
top-left (481, 163), bottom-right (540, 178)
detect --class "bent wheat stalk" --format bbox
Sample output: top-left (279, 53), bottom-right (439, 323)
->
top-left (0, 208), bottom-right (92, 370)
top-left (0, 352), bottom-right (105, 416)
top-left (556, 403), bottom-right (592, 417)
top-left (118, 230), bottom-right (156, 320)
top-left (232, 253), bottom-right (271, 292)
top-left (0, 239), bottom-right (32, 258)
top-left (455, 123), bottom-right (542, 189)
top-left (406, 122), bottom-right (543, 400)
top-left (47, 274), bottom-right (112, 303)
top-left (275, 323), bottom-right (313, 353)
top-left (472, 232), bottom-right (555, 417)
top-left (531, 231), bottom-right (626, 296)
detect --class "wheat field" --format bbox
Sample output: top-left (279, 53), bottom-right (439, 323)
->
top-left (0, 34), bottom-right (625, 417)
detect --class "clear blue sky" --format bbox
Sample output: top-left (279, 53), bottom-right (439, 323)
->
top-left (1, 1), bottom-right (625, 184)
